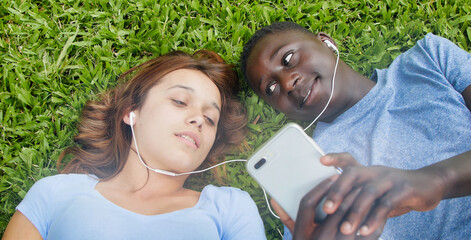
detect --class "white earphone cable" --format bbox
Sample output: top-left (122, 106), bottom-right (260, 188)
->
top-left (130, 118), bottom-right (247, 176)
top-left (263, 42), bottom-right (340, 220)
top-left (303, 46), bottom-right (339, 132)
top-left (130, 120), bottom-right (178, 176)
top-left (263, 187), bottom-right (280, 219)
top-left (173, 159), bottom-right (247, 176)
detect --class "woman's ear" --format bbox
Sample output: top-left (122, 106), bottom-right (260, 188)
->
top-left (123, 111), bottom-right (135, 126)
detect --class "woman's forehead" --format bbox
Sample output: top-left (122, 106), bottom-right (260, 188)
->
top-left (161, 69), bottom-right (221, 104)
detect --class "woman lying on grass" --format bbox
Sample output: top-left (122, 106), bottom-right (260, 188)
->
top-left (3, 50), bottom-right (266, 240)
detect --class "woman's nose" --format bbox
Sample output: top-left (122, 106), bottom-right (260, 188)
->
top-left (188, 112), bottom-right (204, 130)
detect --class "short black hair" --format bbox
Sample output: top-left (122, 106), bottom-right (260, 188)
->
top-left (240, 22), bottom-right (313, 86)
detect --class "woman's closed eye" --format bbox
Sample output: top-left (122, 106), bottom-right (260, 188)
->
top-left (172, 98), bottom-right (218, 124)
top-left (172, 99), bottom-right (187, 106)
top-left (205, 116), bottom-right (215, 126)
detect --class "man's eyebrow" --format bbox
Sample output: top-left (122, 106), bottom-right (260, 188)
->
top-left (270, 44), bottom-right (286, 61)
top-left (168, 85), bottom-right (221, 113)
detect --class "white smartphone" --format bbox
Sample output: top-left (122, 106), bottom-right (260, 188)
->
top-left (246, 123), bottom-right (340, 222)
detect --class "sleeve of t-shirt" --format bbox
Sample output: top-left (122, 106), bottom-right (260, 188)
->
top-left (283, 225), bottom-right (292, 240)
top-left (220, 187), bottom-right (267, 240)
top-left (419, 33), bottom-right (471, 93)
top-left (16, 175), bottom-right (59, 239)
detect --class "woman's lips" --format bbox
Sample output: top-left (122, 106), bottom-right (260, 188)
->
top-left (176, 132), bottom-right (200, 149)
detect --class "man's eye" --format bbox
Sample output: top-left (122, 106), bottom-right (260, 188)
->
top-left (282, 52), bottom-right (293, 66)
top-left (266, 82), bottom-right (277, 96)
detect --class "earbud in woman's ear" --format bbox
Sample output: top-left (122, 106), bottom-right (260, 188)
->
top-left (129, 112), bottom-right (136, 125)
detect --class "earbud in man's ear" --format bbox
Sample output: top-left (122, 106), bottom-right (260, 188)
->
top-left (323, 40), bottom-right (338, 53)
top-left (129, 112), bottom-right (136, 125)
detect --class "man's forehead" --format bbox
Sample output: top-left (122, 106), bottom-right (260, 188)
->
top-left (253, 31), bottom-right (317, 57)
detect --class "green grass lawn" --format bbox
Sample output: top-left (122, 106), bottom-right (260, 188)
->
top-left (1, 0), bottom-right (470, 238)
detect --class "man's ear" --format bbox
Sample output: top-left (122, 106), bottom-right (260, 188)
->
top-left (317, 32), bottom-right (338, 49)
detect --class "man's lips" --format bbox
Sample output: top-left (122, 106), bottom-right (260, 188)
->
top-left (176, 132), bottom-right (200, 149)
top-left (301, 89), bottom-right (311, 108)
top-left (299, 78), bottom-right (316, 108)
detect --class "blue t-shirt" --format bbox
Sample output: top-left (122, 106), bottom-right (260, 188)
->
top-left (16, 174), bottom-right (267, 240)
top-left (312, 33), bottom-right (471, 239)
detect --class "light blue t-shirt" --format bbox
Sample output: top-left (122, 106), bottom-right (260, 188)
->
top-left (17, 174), bottom-right (267, 240)
top-left (312, 33), bottom-right (471, 239)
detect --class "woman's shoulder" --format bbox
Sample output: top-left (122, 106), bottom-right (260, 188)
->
top-left (16, 174), bottom-right (99, 239)
top-left (32, 173), bottom-right (98, 192)
top-left (198, 185), bottom-right (266, 239)
top-left (200, 185), bottom-right (255, 205)
top-left (202, 184), bottom-right (249, 195)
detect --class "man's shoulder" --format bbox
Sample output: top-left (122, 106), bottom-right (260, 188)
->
top-left (419, 32), bottom-right (456, 50)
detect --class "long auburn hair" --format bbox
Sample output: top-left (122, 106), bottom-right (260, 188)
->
top-left (57, 50), bottom-right (247, 180)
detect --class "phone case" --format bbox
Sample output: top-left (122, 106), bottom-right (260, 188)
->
top-left (247, 123), bottom-right (339, 221)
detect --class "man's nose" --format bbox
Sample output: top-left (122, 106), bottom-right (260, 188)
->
top-left (279, 72), bottom-right (300, 95)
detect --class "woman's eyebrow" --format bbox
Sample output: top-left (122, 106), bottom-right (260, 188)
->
top-left (169, 84), bottom-right (193, 92)
top-left (168, 85), bottom-right (221, 113)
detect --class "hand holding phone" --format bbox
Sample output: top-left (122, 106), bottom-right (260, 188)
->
top-left (247, 123), bottom-right (340, 222)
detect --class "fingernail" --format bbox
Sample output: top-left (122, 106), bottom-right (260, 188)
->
top-left (324, 200), bottom-right (334, 210)
top-left (360, 225), bottom-right (369, 235)
top-left (323, 155), bottom-right (332, 163)
top-left (341, 222), bottom-right (352, 233)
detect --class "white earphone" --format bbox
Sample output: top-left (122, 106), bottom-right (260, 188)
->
top-left (323, 39), bottom-right (338, 53)
top-left (129, 111), bottom-right (135, 125)
top-left (303, 39), bottom-right (340, 131)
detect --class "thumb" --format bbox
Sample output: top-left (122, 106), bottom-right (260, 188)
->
top-left (321, 152), bottom-right (362, 168)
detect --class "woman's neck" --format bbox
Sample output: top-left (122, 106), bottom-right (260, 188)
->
top-left (103, 150), bottom-right (189, 195)
top-left (94, 152), bottom-right (200, 216)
